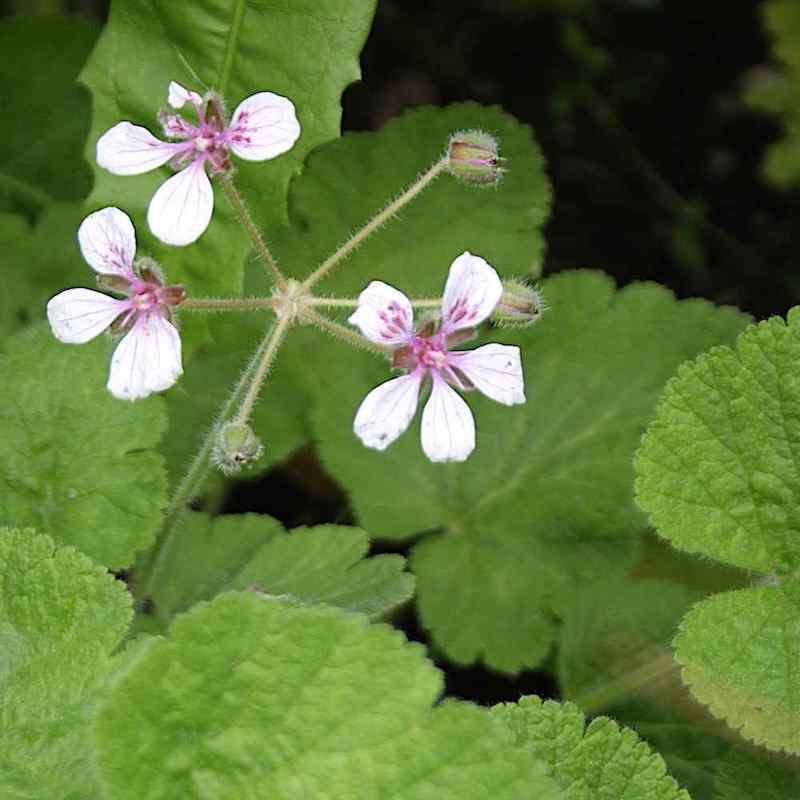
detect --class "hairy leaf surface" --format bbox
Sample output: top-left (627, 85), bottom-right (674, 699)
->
top-left (0, 528), bottom-right (131, 799)
top-left (0, 325), bottom-right (167, 568)
top-left (492, 695), bottom-right (691, 799)
top-left (95, 593), bottom-right (559, 799)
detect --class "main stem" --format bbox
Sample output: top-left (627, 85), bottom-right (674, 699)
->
top-left (133, 319), bottom-right (278, 610)
top-left (182, 297), bottom-right (277, 312)
top-left (302, 157), bottom-right (449, 291)
top-left (221, 175), bottom-right (287, 289)
top-left (234, 312), bottom-right (292, 425)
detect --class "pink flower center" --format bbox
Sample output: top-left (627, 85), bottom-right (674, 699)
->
top-left (412, 335), bottom-right (450, 370)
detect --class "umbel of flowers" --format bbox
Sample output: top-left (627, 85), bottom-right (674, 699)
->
top-left (46, 79), bottom-right (543, 554)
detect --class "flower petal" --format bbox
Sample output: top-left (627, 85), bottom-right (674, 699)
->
top-left (96, 121), bottom-right (184, 176)
top-left (354, 372), bottom-right (422, 451)
top-left (440, 251), bottom-right (503, 332)
top-left (227, 92), bottom-right (301, 161)
top-left (47, 289), bottom-right (127, 344)
top-left (348, 281), bottom-right (415, 346)
top-left (168, 81), bottom-right (202, 109)
top-left (147, 161), bottom-right (214, 246)
top-left (107, 314), bottom-right (183, 401)
top-left (449, 344), bottom-right (525, 406)
top-left (77, 207), bottom-right (137, 277)
top-left (420, 374), bottom-right (475, 462)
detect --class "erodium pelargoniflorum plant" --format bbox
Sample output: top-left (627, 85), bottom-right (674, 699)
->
top-left (3, 2), bottom-right (800, 798)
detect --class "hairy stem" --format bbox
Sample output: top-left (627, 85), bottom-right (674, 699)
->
top-left (182, 297), bottom-right (278, 312)
top-left (308, 295), bottom-right (443, 309)
top-left (233, 312), bottom-right (292, 425)
top-left (305, 309), bottom-right (393, 357)
top-left (133, 321), bottom-right (276, 610)
top-left (301, 157), bottom-right (449, 291)
top-left (221, 174), bottom-right (286, 289)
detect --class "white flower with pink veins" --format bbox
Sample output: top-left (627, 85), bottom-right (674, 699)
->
top-left (348, 252), bottom-right (526, 463)
top-left (96, 81), bottom-right (301, 246)
top-left (46, 207), bottom-right (185, 401)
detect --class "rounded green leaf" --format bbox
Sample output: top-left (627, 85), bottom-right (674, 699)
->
top-left (636, 312), bottom-right (800, 573)
top-left (0, 527), bottom-right (131, 799)
top-left (674, 585), bottom-right (800, 755)
top-left (0, 325), bottom-right (167, 568)
top-left (95, 593), bottom-right (558, 799)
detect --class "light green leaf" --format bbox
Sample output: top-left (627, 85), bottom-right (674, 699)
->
top-left (0, 16), bottom-right (98, 215)
top-left (81, 0), bottom-right (377, 301)
top-left (674, 585), bottom-right (800, 755)
top-left (311, 271), bottom-right (749, 671)
top-left (270, 102), bottom-right (551, 291)
top-left (0, 527), bottom-right (131, 800)
top-left (745, 2), bottom-right (800, 186)
top-left (0, 325), bottom-right (167, 568)
top-left (635, 311), bottom-right (800, 574)
top-left (492, 695), bottom-right (691, 800)
top-left (0, 203), bottom-right (91, 339)
top-left (95, 593), bottom-right (559, 799)
top-left (713, 747), bottom-right (800, 799)
top-left (147, 511), bottom-right (414, 620)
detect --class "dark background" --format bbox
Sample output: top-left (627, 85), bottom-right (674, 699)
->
top-left (6, 0), bottom-right (796, 705)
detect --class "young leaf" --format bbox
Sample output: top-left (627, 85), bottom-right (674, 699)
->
top-left (674, 585), bottom-right (800, 755)
top-left (81, 0), bottom-right (377, 298)
top-left (94, 593), bottom-right (559, 799)
top-left (492, 695), bottom-right (691, 799)
top-left (0, 527), bottom-right (131, 800)
top-left (0, 325), bottom-right (167, 568)
top-left (147, 511), bottom-right (414, 620)
top-left (635, 311), bottom-right (800, 574)
top-left (0, 16), bottom-right (98, 215)
top-left (270, 102), bottom-right (551, 292)
top-left (311, 271), bottom-right (749, 671)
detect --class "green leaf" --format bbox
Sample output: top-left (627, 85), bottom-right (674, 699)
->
top-left (95, 593), bottom-right (559, 799)
top-left (713, 747), bottom-right (800, 799)
top-left (0, 527), bottom-right (131, 800)
top-left (492, 695), bottom-right (691, 800)
top-left (635, 311), bottom-right (800, 574)
top-left (0, 203), bottom-right (91, 339)
top-left (81, 0), bottom-right (377, 301)
top-left (311, 271), bottom-right (749, 671)
top-left (147, 511), bottom-right (414, 620)
top-left (674, 585), bottom-right (800, 755)
top-left (0, 16), bottom-right (98, 215)
top-left (270, 102), bottom-right (551, 291)
top-left (745, 2), bottom-right (800, 186)
top-left (0, 325), bottom-right (167, 568)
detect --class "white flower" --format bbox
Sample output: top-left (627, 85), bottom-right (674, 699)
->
top-left (348, 252), bottom-right (526, 462)
top-left (46, 207), bottom-right (185, 401)
top-left (96, 82), bottom-right (301, 246)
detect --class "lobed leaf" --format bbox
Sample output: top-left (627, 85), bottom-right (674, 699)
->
top-left (0, 528), bottom-right (131, 799)
top-left (674, 584), bottom-right (800, 755)
top-left (81, 0), bottom-right (377, 301)
top-left (147, 511), bottom-right (414, 621)
top-left (492, 695), bottom-right (691, 799)
top-left (635, 310), bottom-right (800, 574)
top-left (94, 593), bottom-right (559, 799)
top-left (311, 271), bottom-right (749, 671)
top-left (0, 325), bottom-right (167, 568)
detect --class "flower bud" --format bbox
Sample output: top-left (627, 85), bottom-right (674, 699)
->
top-left (211, 421), bottom-right (264, 475)
top-left (491, 280), bottom-right (545, 328)
top-left (446, 129), bottom-right (503, 185)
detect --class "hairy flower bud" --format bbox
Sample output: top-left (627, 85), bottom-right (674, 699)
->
top-left (446, 129), bottom-right (503, 185)
top-left (491, 280), bottom-right (545, 328)
top-left (211, 421), bottom-right (264, 475)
